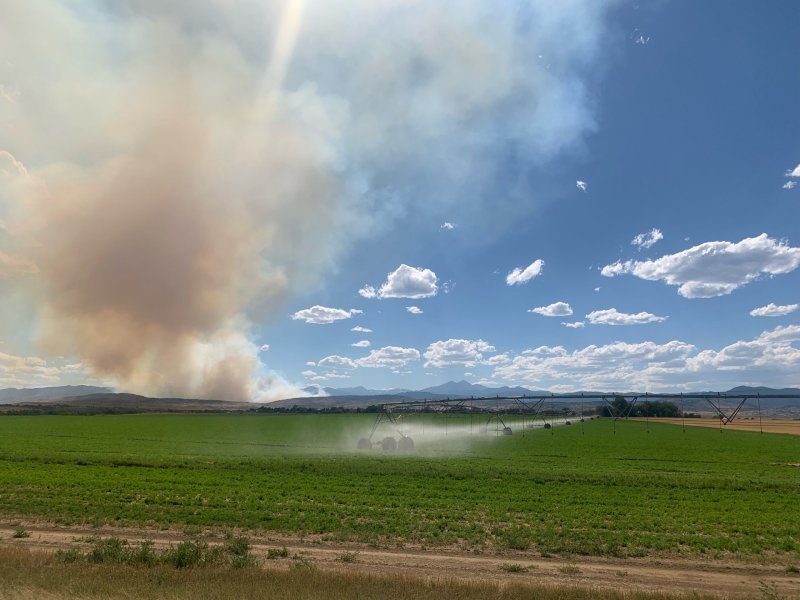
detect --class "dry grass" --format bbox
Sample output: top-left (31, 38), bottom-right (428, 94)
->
top-left (0, 546), bottom-right (721, 600)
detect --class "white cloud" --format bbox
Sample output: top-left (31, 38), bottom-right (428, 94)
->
top-left (0, 352), bottom-right (98, 389)
top-left (351, 326), bottom-right (373, 333)
top-left (259, 344), bottom-right (270, 352)
top-left (358, 285), bottom-right (377, 299)
top-left (493, 340), bottom-right (696, 390)
top-left (356, 346), bottom-right (421, 369)
top-left (786, 164), bottom-right (800, 178)
top-left (291, 306), bottom-right (363, 325)
top-left (351, 340), bottom-right (371, 347)
top-left (440, 222), bottom-right (456, 230)
top-left (363, 264), bottom-right (438, 299)
top-left (318, 355), bottom-right (358, 370)
top-left (601, 234), bottom-right (800, 298)
top-left (631, 228), bottom-right (663, 250)
top-left (489, 325), bottom-right (800, 391)
top-left (506, 259), bottom-right (544, 286)
top-left (406, 305), bottom-right (423, 314)
top-left (586, 308), bottom-right (667, 326)
top-left (529, 301), bottom-right (572, 317)
top-left (783, 181), bottom-right (797, 190)
top-left (576, 180), bottom-right (587, 192)
top-left (423, 338), bottom-right (496, 368)
top-left (750, 303), bottom-right (799, 317)
top-left (301, 370), bottom-right (317, 378)
top-left (562, 321), bottom-right (585, 328)
top-left (594, 287), bottom-right (600, 292)
top-left (484, 353), bottom-right (511, 365)
top-left (305, 361), bottom-right (316, 367)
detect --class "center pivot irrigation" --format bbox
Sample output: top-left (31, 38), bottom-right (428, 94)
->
top-left (356, 392), bottom-right (800, 450)
top-left (356, 395), bottom-right (567, 450)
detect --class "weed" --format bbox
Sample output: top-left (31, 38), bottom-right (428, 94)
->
top-left (267, 546), bottom-right (289, 559)
top-left (337, 550), bottom-right (359, 563)
top-left (558, 564), bottom-right (581, 575)
top-left (291, 554), bottom-right (315, 570)
top-left (12, 529), bottom-right (30, 539)
top-left (88, 537), bottom-right (129, 563)
top-left (785, 565), bottom-right (799, 574)
top-left (500, 563), bottom-right (528, 573)
top-left (162, 541), bottom-right (224, 568)
top-left (54, 547), bottom-right (82, 563)
top-left (758, 581), bottom-right (786, 600)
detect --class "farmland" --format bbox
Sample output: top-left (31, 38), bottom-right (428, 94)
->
top-left (0, 414), bottom-right (798, 560)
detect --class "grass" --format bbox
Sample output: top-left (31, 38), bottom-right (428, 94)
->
top-left (0, 546), bottom-right (721, 600)
top-left (500, 563), bottom-right (529, 573)
top-left (12, 528), bottom-right (30, 539)
top-left (0, 414), bottom-right (798, 557)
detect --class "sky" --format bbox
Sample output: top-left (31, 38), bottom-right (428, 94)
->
top-left (0, 1), bottom-right (799, 399)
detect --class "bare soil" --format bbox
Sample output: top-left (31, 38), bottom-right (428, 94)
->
top-left (2, 522), bottom-right (798, 598)
top-left (634, 418), bottom-right (800, 435)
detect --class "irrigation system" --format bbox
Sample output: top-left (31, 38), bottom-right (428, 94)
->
top-left (356, 392), bottom-right (800, 450)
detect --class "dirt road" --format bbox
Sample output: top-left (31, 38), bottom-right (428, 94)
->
top-left (2, 523), bottom-right (798, 598)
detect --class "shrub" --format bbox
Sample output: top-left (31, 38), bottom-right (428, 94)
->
top-left (267, 547), bottom-right (289, 560)
top-left (500, 563), bottom-right (528, 573)
top-left (88, 537), bottom-right (129, 563)
top-left (12, 529), bottom-right (30, 539)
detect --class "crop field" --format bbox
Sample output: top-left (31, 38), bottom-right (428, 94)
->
top-left (0, 414), bottom-right (798, 559)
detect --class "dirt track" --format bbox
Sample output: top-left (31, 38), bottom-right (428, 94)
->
top-left (2, 523), bottom-right (798, 598)
top-left (634, 418), bottom-right (800, 435)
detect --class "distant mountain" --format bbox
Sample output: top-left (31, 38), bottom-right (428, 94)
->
top-left (311, 385), bottom-right (412, 397)
top-left (420, 380), bottom-right (548, 398)
top-left (0, 385), bottom-right (113, 404)
top-left (727, 386), bottom-right (800, 395)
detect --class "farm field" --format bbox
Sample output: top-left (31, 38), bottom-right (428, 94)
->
top-left (1, 414), bottom-right (799, 561)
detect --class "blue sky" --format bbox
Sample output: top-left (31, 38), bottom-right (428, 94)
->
top-left (1, 1), bottom-right (799, 399)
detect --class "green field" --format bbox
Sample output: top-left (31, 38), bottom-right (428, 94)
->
top-left (0, 414), bottom-right (798, 558)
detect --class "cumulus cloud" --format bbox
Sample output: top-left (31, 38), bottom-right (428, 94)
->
top-left (406, 305), bottom-right (423, 314)
top-left (506, 259), bottom-right (544, 285)
top-left (787, 164), bottom-right (800, 178)
top-left (0, 0), bottom-right (617, 399)
top-left (362, 264), bottom-right (438, 299)
top-left (601, 234), bottom-right (800, 298)
top-left (494, 340), bottom-right (695, 390)
top-left (585, 308), bottom-right (667, 325)
top-left (562, 321), bottom-right (585, 328)
top-left (0, 351), bottom-right (98, 389)
top-left (529, 301), bottom-right (572, 317)
top-left (318, 355), bottom-right (358, 370)
top-left (351, 339), bottom-right (371, 347)
top-left (631, 228), bottom-right (663, 250)
top-left (301, 369), bottom-right (317, 378)
top-left (491, 325), bottom-right (800, 390)
top-left (484, 353), bottom-right (511, 365)
top-left (423, 338), bottom-right (495, 368)
top-left (351, 326), bottom-right (372, 333)
top-left (356, 346), bottom-right (421, 369)
top-left (440, 222), bottom-right (456, 230)
top-left (750, 303), bottom-right (799, 317)
top-left (783, 181), bottom-right (797, 190)
top-left (291, 305), bottom-right (362, 324)
top-left (576, 180), bottom-right (587, 192)
top-left (259, 344), bottom-right (270, 352)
